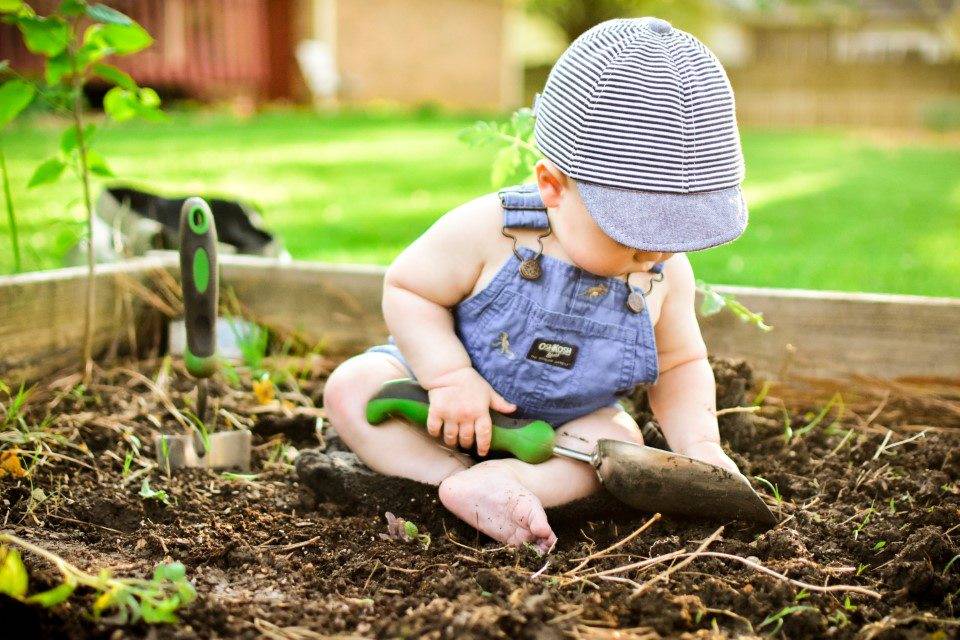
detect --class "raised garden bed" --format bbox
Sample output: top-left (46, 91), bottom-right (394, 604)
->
top-left (1, 256), bottom-right (958, 639)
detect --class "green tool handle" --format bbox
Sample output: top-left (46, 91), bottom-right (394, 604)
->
top-left (365, 378), bottom-right (556, 464)
top-left (179, 197), bottom-right (218, 378)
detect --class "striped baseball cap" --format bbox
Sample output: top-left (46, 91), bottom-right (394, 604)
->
top-left (533, 17), bottom-right (748, 252)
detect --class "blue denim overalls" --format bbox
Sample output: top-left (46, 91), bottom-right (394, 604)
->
top-left (369, 184), bottom-right (663, 426)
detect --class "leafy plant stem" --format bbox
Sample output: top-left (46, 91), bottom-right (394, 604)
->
top-left (0, 145), bottom-right (21, 272)
top-left (69, 35), bottom-right (96, 383)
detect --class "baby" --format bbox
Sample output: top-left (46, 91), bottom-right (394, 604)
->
top-left (323, 18), bottom-right (748, 552)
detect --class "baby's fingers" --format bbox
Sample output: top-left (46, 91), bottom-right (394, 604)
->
top-left (442, 419), bottom-right (460, 447)
top-left (426, 407), bottom-right (443, 438)
top-left (474, 414), bottom-right (492, 456)
top-left (489, 390), bottom-right (516, 415)
top-left (457, 420), bottom-right (475, 450)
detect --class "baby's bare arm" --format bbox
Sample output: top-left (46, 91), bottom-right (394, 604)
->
top-left (382, 194), bottom-right (515, 454)
top-left (647, 255), bottom-right (739, 473)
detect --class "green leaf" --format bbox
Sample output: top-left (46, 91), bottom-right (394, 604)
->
top-left (0, 78), bottom-right (35, 129)
top-left (490, 144), bottom-right (522, 188)
top-left (0, 0), bottom-right (23, 14)
top-left (0, 546), bottom-right (28, 599)
top-left (457, 120), bottom-right (498, 147)
top-left (26, 580), bottom-right (76, 607)
top-left (90, 22), bottom-right (152, 55)
top-left (152, 562), bottom-right (185, 582)
top-left (510, 107), bottom-right (536, 140)
top-left (74, 39), bottom-right (109, 69)
top-left (140, 598), bottom-right (180, 623)
top-left (44, 52), bottom-right (72, 85)
top-left (86, 3), bottom-right (131, 25)
top-left (92, 62), bottom-right (135, 90)
top-left (402, 520), bottom-right (419, 539)
top-left (138, 86), bottom-right (159, 108)
top-left (59, 122), bottom-right (95, 154)
top-left (103, 86), bottom-right (136, 121)
top-left (58, 0), bottom-right (87, 17)
top-left (139, 478), bottom-right (170, 505)
top-left (86, 149), bottom-right (113, 176)
top-left (16, 15), bottom-right (70, 57)
top-left (28, 158), bottom-right (66, 188)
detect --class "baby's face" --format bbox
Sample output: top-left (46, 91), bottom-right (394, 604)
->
top-left (535, 161), bottom-right (673, 277)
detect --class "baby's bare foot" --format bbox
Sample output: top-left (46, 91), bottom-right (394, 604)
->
top-left (439, 464), bottom-right (557, 553)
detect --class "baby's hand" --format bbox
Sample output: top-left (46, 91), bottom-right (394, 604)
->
top-left (682, 440), bottom-right (740, 476)
top-left (424, 366), bottom-right (516, 456)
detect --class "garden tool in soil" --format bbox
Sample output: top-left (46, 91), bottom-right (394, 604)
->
top-left (154, 197), bottom-right (252, 471)
top-left (366, 379), bottom-right (777, 527)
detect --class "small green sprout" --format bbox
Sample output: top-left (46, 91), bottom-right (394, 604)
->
top-left (752, 380), bottom-right (772, 406)
top-left (853, 507), bottom-right (875, 540)
top-left (793, 588), bottom-right (810, 601)
top-left (458, 108), bottom-right (540, 188)
top-left (139, 479), bottom-right (170, 506)
top-left (758, 605), bottom-right (816, 634)
top-left (887, 497), bottom-right (896, 514)
top-left (379, 512), bottom-right (430, 550)
top-left (754, 476), bottom-right (782, 503)
top-left (944, 554), bottom-right (959, 576)
top-left (696, 280), bottom-right (772, 331)
top-left (220, 472), bottom-right (259, 483)
top-left (843, 596), bottom-right (857, 612)
top-left (121, 434), bottom-right (141, 477)
top-left (856, 563), bottom-right (869, 576)
top-left (872, 540), bottom-right (886, 552)
top-left (791, 392), bottom-right (843, 441)
top-left (828, 610), bottom-right (849, 628)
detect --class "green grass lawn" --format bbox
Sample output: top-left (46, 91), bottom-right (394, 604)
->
top-left (2, 109), bottom-right (958, 296)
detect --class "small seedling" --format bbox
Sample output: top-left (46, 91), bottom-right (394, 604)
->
top-left (139, 478), bottom-right (170, 506)
top-left (752, 380), bottom-right (772, 406)
top-left (791, 392), bottom-right (843, 442)
top-left (852, 507), bottom-right (874, 540)
top-left (379, 512), bottom-right (430, 550)
top-left (793, 588), bottom-right (810, 602)
top-left (887, 497), bottom-right (896, 514)
top-left (944, 554), bottom-right (959, 576)
top-left (828, 610), bottom-right (849, 628)
top-left (754, 476), bottom-right (782, 503)
top-left (757, 605), bottom-right (816, 635)
top-left (0, 534), bottom-right (194, 624)
top-left (696, 279), bottom-right (772, 332)
top-left (843, 596), bottom-right (857, 612)
top-left (872, 540), bottom-right (886, 552)
top-left (220, 472), bottom-right (259, 483)
top-left (856, 563), bottom-right (869, 576)
top-left (121, 434), bottom-right (141, 476)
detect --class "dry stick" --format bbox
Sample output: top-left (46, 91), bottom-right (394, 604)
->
top-left (566, 513), bottom-right (661, 575)
top-left (260, 535), bottom-right (323, 552)
top-left (120, 368), bottom-right (191, 431)
top-left (676, 551), bottom-right (881, 598)
top-left (872, 429), bottom-right (928, 460)
top-left (631, 526), bottom-right (724, 596)
top-left (714, 405), bottom-right (761, 417)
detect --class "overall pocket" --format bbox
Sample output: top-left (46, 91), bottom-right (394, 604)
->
top-left (469, 290), bottom-right (641, 419)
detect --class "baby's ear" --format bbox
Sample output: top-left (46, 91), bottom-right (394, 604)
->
top-left (535, 158), bottom-right (567, 208)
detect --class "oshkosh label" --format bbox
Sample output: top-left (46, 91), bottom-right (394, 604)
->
top-left (526, 338), bottom-right (578, 369)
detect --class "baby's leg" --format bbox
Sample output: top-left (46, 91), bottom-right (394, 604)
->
top-left (323, 352), bottom-right (470, 485)
top-left (438, 405), bottom-right (642, 551)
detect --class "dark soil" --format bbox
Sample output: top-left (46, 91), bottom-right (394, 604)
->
top-left (1, 357), bottom-right (958, 639)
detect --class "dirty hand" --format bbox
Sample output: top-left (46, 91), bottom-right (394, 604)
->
top-left (424, 366), bottom-right (516, 456)
top-left (682, 440), bottom-right (740, 476)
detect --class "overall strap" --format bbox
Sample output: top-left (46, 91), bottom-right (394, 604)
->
top-left (499, 184), bottom-right (549, 229)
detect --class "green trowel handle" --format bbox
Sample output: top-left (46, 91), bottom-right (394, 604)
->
top-left (365, 378), bottom-right (556, 464)
top-left (179, 197), bottom-right (218, 378)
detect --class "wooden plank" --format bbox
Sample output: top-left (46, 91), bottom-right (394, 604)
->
top-left (0, 256), bottom-right (173, 383)
top-left (1, 256), bottom-right (957, 384)
top-left (697, 286), bottom-right (960, 380)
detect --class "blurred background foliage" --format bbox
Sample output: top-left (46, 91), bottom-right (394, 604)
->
top-left (0, 0), bottom-right (958, 296)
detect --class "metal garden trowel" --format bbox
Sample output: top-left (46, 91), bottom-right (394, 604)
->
top-left (366, 379), bottom-right (777, 527)
top-left (154, 197), bottom-right (252, 471)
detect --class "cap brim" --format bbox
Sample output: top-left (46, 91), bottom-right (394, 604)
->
top-left (576, 180), bottom-right (748, 252)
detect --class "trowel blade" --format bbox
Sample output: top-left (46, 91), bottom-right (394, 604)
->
top-left (154, 430), bottom-right (252, 471)
top-left (593, 439), bottom-right (778, 527)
